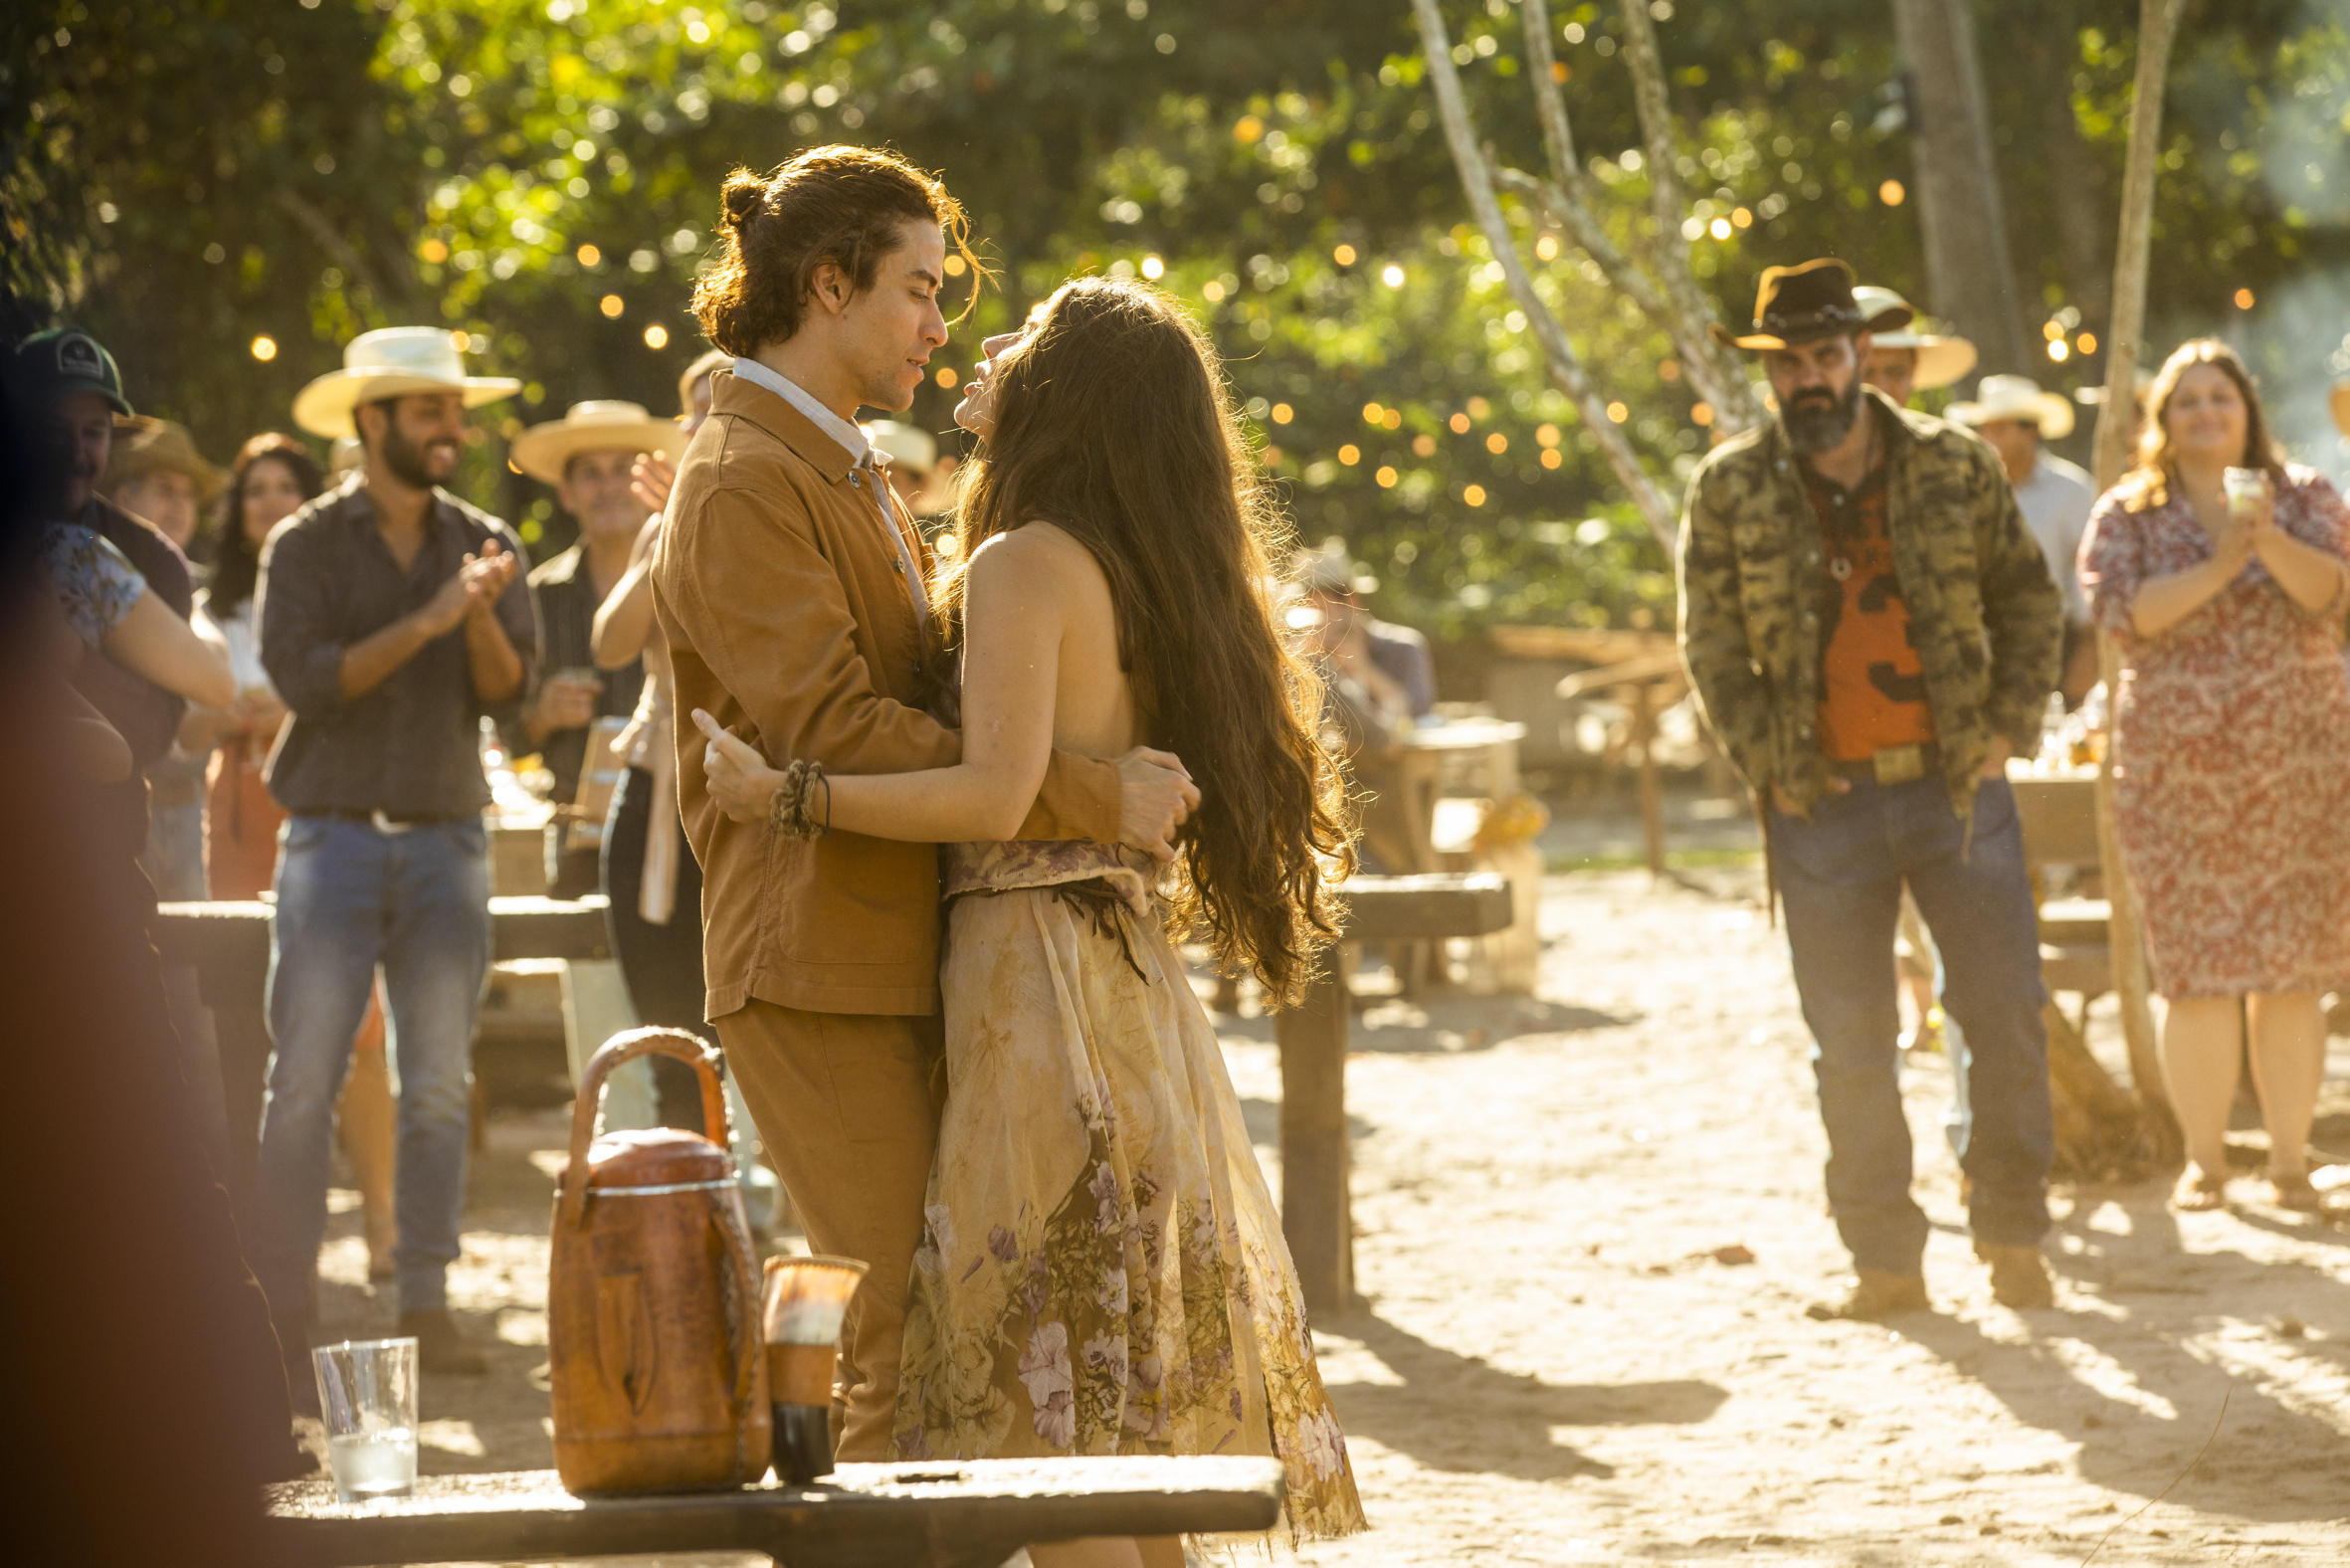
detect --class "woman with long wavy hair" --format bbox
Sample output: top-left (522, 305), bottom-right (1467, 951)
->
top-left (2079, 339), bottom-right (2350, 1213)
top-left (695, 276), bottom-right (1364, 1559)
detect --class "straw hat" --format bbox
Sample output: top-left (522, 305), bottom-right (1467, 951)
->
top-left (293, 326), bottom-right (521, 439)
top-left (863, 420), bottom-right (938, 477)
top-left (509, 400), bottom-right (686, 485)
top-left (1851, 286), bottom-right (1977, 390)
top-left (103, 416), bottom-right (227, 504)
top-left (1710, 258), bottom-right (1910, 351)
top-left (2332, 380), bottom-right (2350, 438)
top-left (1946, 374), bottom-right (2076, 440)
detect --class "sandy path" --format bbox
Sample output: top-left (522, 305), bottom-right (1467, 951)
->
top-left (312, 869), bottom-right (2350, 1564)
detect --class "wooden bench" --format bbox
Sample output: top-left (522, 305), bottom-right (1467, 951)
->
top-left (2008, 774), bottom-right (2111, 1006)
top-left (1275, 873), bottom-right (1516, 1313)
top-left (261, 1455), bottom-right (1283, 1568)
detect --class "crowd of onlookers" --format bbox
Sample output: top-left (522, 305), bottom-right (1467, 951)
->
top-left (8, 242), bottom-right (2350, 1549)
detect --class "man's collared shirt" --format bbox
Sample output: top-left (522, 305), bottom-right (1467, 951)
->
top-left (506, 541), bottom-right (645, 803)
top-left (2013, 451), bottom-right (2097, 626)
top-left (730, 356), bottom-right (929, 631)
top-left (257, 476), bottom-right (537, 818)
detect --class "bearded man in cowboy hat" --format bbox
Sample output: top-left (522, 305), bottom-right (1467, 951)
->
top-left (1950, 374), bottom-right (2100, 703)
top-left (253, 326), bottom-right (535, 1379)
top-left (1679, 259), bottom-right (2066, 1320)
top-left (505, 400), bottom-right (685, 894)
top-left (1852, 285), bottom-right (1977, 412)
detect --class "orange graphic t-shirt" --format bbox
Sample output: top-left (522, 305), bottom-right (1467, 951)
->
top-left (1807, 463), bottom-right (1936, 763)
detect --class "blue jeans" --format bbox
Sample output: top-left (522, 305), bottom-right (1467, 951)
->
top-left (256, 815), bottom-right (490, 1317)
top-left (1773, 775), bottom-right (2053, 1274)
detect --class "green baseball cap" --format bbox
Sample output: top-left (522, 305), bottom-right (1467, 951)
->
top-left (8, 326), bottom-right (134, 417)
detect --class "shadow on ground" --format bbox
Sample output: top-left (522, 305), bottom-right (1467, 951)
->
top-left (1888, 1192), bottom-right (2350, 1522)
top-left (1317, 1310), bottom-right (1726, 1482)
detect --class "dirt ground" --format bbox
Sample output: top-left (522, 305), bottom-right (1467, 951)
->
top-left (308, 864), bottom-right (2350, 1565)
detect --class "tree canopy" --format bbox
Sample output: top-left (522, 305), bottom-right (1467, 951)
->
top-left (5, 0), bottom-right (2343, 629)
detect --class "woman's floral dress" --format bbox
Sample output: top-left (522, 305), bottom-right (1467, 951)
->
top-left (2078, 464), bottom-right (2350, 998)
top-left (891, 839), bottom-right (1366, 1544)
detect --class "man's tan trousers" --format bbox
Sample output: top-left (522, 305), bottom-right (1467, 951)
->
top-left (714, 999), bottom-right (941, 1461)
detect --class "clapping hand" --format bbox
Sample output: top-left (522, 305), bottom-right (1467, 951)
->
top-left (632, 453), bottom-right (677, 515)
top-left (462, 537), bottom-right (519, 612)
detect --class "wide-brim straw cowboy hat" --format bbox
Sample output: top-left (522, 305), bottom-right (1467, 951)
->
top-left (2333, 380), bottom-right (2350, 438)
top-left (1710, 258), bottom-right (1911, 352)
top-left (1851, 286), bottom-right (1977, 390)
top-left (104, 415), bottom-right (228, 504)
top-left (1947, 373), bottom-right (2077, 441)
top-left (510, 400), bottom-right (687, 485)
top-left (293, 326), bottom-right (521, 439)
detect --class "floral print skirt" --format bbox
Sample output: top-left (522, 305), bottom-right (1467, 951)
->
top-left (891, 840), bottom-right (1366, 1544)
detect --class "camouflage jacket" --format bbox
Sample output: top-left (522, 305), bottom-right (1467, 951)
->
top-left (1675, 389), bottom-right (2064, 819)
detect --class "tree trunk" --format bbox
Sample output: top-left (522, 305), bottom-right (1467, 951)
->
top-left (1888, 0), bottom-right (2032, 376)
top-left (2080, 0), bottom-right (2191, 1179)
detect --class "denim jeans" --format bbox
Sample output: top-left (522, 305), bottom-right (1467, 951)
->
top-left (1772, 775), bottom-right (2053, 1274)
top-left (256, 815), bottom-right (490, 1317)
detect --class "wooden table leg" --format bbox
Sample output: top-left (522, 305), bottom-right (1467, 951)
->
top-left (1632, 680), bottom-right (1665, 879)
top-left (1274, 953), bottom-right (1351, 1314)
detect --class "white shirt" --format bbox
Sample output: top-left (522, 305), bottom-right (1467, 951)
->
top-left (2013, 451), bottom-right (2097, 626)
top-left (730, 355), bottom-right (870, 463)
top-left (729, 356), bottom-right (927, 631)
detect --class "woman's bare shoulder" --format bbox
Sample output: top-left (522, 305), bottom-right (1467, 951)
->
top-left (969, 521), bottom-right (1109, 591)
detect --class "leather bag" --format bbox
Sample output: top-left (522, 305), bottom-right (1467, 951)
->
top-left (548, 1028), bottom-right (770, 1494)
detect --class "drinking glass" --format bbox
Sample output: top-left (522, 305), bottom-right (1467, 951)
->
top-left (311, 1336), bottom-right (419, 1503)
top-left (2224, 466), bottom-right (2268, 518)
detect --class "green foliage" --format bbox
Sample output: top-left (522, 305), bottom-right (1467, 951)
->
top-left (6, 0), bottom-right (2345, 625)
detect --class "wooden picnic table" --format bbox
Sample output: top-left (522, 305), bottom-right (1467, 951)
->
top-left (1276, 873), bottom-right (1516, 1314)
top-left (261, 1455), bottom-right (1284, 1568)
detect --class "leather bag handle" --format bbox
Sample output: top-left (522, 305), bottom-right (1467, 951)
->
top-left (557, 1026), bottom-right (734, 1231)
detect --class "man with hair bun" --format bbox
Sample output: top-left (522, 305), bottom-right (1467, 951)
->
top-left (651, 146), bottom-right (1197, 1459)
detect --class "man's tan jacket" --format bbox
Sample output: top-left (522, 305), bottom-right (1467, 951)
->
top-left (653, 370), bottom-right (1122, 1018)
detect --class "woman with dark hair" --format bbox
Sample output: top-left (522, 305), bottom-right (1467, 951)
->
top-left (695, 277), bottom-right (1365, 1558)
top-left (2079, 339), bottom-right (2350, 1213)
top-left (195, 432), bottom-right (321, 896)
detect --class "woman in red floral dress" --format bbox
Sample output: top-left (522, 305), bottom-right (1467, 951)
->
top-left (2080, 340), bottom-right (2350, 1214)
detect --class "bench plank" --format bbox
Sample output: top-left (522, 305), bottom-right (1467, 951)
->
top-left (262, 1456), bottom-right (1283, 1568)
top-left (155, 897), bottom-right (613, 970)
top-left (1274, 873), bottom-right (1518, 1313)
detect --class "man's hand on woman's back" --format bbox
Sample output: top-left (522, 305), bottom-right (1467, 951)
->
top-left (1114, 746), bottom-right (1198, 862)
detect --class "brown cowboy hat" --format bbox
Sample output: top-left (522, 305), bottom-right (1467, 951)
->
top-left (1710, 258), bottom-right (1912, 352)
top-left (102, 416), bottom-right (227, 504)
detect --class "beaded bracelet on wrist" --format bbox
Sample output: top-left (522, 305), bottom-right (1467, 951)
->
top-left (766, 758), bottom-right (829, 840)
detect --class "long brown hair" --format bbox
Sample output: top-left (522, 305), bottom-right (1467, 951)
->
top-left (205, 433), bottom-right (322, 615)
top-left (941, 278), bottom-right (1353, 1003)
top-left (691, 145), bottom-right (984, 355)
top-left (2122, 337), bottom-right (2286, 510)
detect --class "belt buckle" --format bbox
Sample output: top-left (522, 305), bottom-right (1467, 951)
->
top-left (369, 810), bottom-right (416, 836)
top-left (1871, 744), bottom-right (1925, 786)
